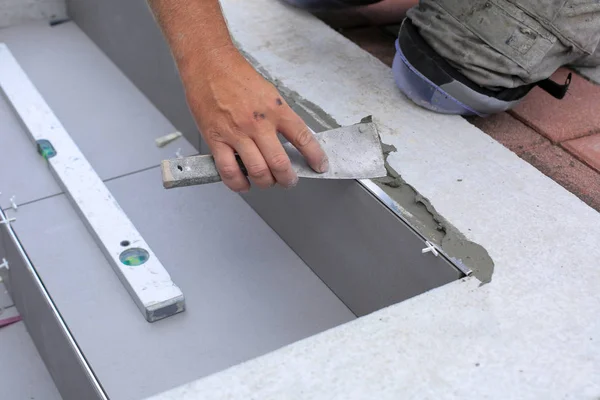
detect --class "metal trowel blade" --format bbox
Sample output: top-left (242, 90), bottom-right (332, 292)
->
top-left (160, 121), bottom-right (387, 189)
top-left (287, 121), bottom-right (387, 179)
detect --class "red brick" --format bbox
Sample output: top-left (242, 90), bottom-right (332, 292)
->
top-left (563, 134), bottom-right (600, 173)
top-left (469, 113), bottom-right (600, 212)
top-left (510, 68), bottom-right (600, 143)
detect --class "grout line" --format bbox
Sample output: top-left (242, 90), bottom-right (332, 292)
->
top-left (102, 164), bottom-right (161, 183)
top-left (505, 110), bottom-right (600, 145)
top-left (3, 163), bottom-right (182, 210)
top-left (559, 142), bottom-right (600, 174)
top-left (507, 110), bottom-right (551, 141)
top-left (6, 192), bottom-right (64, 209)
top-left (559, 128), bottom-right (600, 143)
top-left (505, 110), bottom-right (600, 144)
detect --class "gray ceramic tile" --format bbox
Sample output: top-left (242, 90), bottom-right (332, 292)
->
top-left (0, 282), bottom-right (12, 309)
top-left (0, 95), bottom-right (62, 210)
top-left (67, 0), bottom-right (202, 150)
top-left (0, 21), bottom-right (197, 193)
top-left (11, 167), bottom-right (354, 400)
top-left (0, 321), bottom-right (62, 400)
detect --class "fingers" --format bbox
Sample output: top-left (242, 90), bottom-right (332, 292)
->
top-left (278, 112), bottom-right (329, 174)
top-left (211, 142), bottom-right (250, 192)
top-left (253, 132), bottom-right (298, 188)
top-left (234, 138), bottom-right (276, 189)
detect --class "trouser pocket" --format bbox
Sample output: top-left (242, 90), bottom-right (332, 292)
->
top-left (553, 1), bottom-right (600, 54)
top-left (505, 0), bottom-right (600, 54)
top-left (438, 0), bottom-right (557, 72)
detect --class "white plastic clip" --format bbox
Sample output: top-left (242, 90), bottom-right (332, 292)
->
top-left (155, 131), bottom-right (182, 148)
top-left (0, 216), bottom-right (16, 225)
top-left (0, 258), bottom-right (8, 270)
top-left (175, 148), bottom-right (183, 159)
top-left (421, 241), bottom-right (439, 257)
top-left (9, 196), bottom-right (17, 211)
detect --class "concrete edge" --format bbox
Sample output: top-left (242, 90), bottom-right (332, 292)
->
top-left (145, 1), bottom-right (600, 398)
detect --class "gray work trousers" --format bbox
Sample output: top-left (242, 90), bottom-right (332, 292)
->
top-left (286, 0), bottom-right (600, 89)
top-left (408, 0), bottom-right (600, 89)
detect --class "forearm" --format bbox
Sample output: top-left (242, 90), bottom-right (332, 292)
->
top-left (148, 0), bottom-right (326, 192)
top-left (147, 0), bottom-right (238, 75)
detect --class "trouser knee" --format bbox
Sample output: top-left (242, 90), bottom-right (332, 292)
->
top-left (394, 0), bottom-right (600, 115)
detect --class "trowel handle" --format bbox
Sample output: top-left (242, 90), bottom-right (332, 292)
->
top-left (161, 154), bottom-right (247, 189)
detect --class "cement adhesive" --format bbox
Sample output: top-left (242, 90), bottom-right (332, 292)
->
top-left (376, 144), bottom-right (494, 283)
top-left (240, 47), bottom-right (494, 283)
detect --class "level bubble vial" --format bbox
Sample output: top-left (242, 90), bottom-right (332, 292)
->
top-left (36, 139), bottom-right (57, 159)
top-left (119, 248), bottom-right (150, 266)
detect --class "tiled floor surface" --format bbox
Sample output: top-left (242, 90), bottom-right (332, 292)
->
top-left (333, 24), bottom-right (600, 212)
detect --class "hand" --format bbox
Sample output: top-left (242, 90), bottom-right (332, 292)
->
top-left (180, 47), bottom-right (329, 192)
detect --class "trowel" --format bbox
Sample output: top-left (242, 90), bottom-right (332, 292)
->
top-left (160, 119), bottom-right (387, 189)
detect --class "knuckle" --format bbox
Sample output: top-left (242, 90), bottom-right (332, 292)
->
top-left (246, 164), bottom-right (271, 179)
top-left (219, 165), bottom-right (239, 180)
top-left (238, 123), bottom-right (264, 141)
top-left (269, 153), bottom-right (290, 172)
top-left (293, 127), bottom-right (313, 148)
top-left (233, 135), bottom-right (253, 149)
top-left (236, 120), bottom-right (255, 134)
top-left (238, 113), bottom-right (264, 131)
top-left (207, 129), bottom-right (226, 143)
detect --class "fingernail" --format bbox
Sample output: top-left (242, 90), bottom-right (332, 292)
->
top-left (319, 157), bottom-right (329, 173)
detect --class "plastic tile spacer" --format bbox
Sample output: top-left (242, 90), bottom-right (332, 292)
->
top-left (0, 216), bottom-right (16, 225)
top-left (421, 241), bottom-right (439, 257)
top-left (9, 195), bottom-right (17, 211)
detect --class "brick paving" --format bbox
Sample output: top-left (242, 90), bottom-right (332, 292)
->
top-left (331, 25), bottom-right (600, 212)
top-left (563, 134), bottom-right (600, 173)
top-left (510, 68), bottom-right (600, 143)
top-left (469, 113), bottom-right (600, 211)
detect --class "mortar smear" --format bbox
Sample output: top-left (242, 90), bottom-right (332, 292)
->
top-left (238, 45), bottom-right (494, 284)
top-left (376, 145), bottom-right (494, 284)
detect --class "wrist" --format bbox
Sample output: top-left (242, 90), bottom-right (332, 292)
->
top-left (178, 43), bottom-right (241, 82)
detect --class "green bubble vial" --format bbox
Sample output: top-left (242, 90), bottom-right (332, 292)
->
top-left (36, 139), bottom-right (57, 160)
top-left (119, 248), bottom-right (150, 266)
